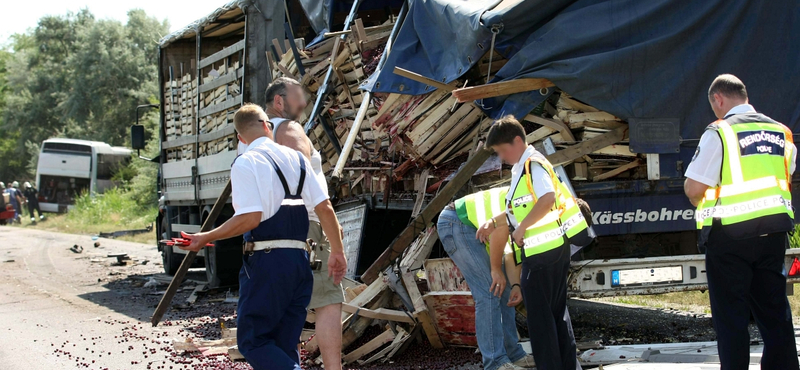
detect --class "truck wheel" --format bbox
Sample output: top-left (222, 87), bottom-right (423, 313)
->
top-left (161, 218), bottom-right (182, 275)
top-left (204, 236), bottom-right (242, 288)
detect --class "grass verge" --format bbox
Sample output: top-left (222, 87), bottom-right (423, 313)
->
top-left (597, 286), bottom-right (800, 322)
top-left (14, 187), bottom-right (157, 245)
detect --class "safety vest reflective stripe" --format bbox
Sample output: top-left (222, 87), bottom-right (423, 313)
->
top-left (560, 210), bottom-right (586, 234)
top-left (696, 195), bottom-right (792, 223)
top-left (523, 227), bottom-right (566, 252)
top-left (474, 193), bottom-right (487, 229)
top-left (717, 121), bottom-right (745, 182)
top-left (704, 176), bottom-right (790, 200)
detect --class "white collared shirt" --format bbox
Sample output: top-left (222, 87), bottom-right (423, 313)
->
top-left (505, 145), bottom-right (555, 219)
top-left (231, 136), bottom-right (329, 220)
top-left (685, 104), bottom-right (796, 187)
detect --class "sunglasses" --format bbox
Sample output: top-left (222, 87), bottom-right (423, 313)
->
top-left (258, 119), bottom-right (273, 130)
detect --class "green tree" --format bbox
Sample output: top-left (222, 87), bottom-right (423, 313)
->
top-left (1, 8), bottom-right (168, 181)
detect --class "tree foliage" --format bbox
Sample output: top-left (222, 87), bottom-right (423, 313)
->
top-left (0, 9), bottom-right (168, 184)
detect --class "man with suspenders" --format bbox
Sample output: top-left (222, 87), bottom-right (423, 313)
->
top-left (265, 77), bottom-right (347, 370)
top-left (181, 104), bottom-right (347, 370)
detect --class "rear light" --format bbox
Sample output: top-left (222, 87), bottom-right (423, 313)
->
top-left (790, 257), bottom-right (800, 277)
top-left (38, 196), bottom-right (45, 202)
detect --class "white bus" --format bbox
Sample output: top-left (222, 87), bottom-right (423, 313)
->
top-left (35, 138), bottom-right (131, 213)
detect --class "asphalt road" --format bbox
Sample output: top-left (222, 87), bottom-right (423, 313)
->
top-left (0, 227), bottom-right (764, 370)
top-left (0, 227), bottom-right (230, 370)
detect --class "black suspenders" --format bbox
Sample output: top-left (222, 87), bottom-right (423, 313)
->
top-left (240, 148), bottom-right (306, 198)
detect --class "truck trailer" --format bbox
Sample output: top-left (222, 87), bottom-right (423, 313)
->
top-left (146, 0), bottom-right (800, 295)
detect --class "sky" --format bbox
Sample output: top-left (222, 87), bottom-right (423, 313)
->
top-left (0, 0), bottom-right (228, 43)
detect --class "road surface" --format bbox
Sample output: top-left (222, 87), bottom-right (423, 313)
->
top-left (0, 227), bottom-right (774, 369)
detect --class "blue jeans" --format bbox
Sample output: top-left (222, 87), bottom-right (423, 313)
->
top-left (437, 209), bottom-right (527, 370)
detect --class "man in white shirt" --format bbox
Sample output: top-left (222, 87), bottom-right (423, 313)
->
top-left (684, 74), bottom-right (798, 370)
top-left (180, 103), bottom-right (347, 370)
top-left (476, 116), bottom-right (581, 370)
top-left (266, 77), bottom-right (346, 370)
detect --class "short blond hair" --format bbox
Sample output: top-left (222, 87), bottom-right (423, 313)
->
top-left (234, 103), bottom-right (267, 135)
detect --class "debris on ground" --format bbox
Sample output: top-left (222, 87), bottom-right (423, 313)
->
top-left (69, 245), bottom-right (83, 254)
top-left (98, 224), bottom-right (153, 239)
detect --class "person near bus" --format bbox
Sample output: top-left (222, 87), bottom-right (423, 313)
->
top-left (476, 116), bottom-right (586, 370)
top-left (684, 74), bottom-right (799, 370)
top-left (23, 182), bottom-right (44, 222)
top-left (6, 182), bottom-right (23, 223)
top-left (179, 103), bottom-right (347, 370)
top-left (265, 77), bottom-right (347, 370)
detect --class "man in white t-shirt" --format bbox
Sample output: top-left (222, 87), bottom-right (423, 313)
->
top-left (181, 104), bottom-right (346, 370)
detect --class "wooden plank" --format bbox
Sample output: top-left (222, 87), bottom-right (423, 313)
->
top-left (361, 147), bottom-right (492, 284)
top-left (424, 258), bottom-right (470, 292)
top-left (452, 78), bottom-right (555, 102)
top-left (341, 290), bottom-right (392, 351)
top-left (186, 284), bottom-right (206, 305)
top-left (341, 303), bottom-right (415, 323)
top-left (401, 271), bottom-right (444, 349)
top-left (592, 158), bottom-right (642, 181)
top-left (592, 144), bottom-right (635, 157)
top-left (341, 275), bottom-right (389, 322)
top-left (324, 23), bottom-right (394, 37)
top-left (422, 291), bottom-right (477, 347)
top-left (545, 126), bottom-right (627, 166)
top-left (199, 68), bottom-right (244, 94)
top-left (354, 19), bottom-right (368, 45)
top-left (400, 226), bottom-right (438, 273)
top-left (569, 120), bottom-right (626, 130)
top-left (572, 162), bottom-right (589, 181)
top-left (527, 126), bottom-right (557, 143)
top-left (393, 67), bottom-right (454, 92)
top-left (228, 346), bottom-right (245, 361)
top-left (558, 94), bottom-right (599, 112)
top-left (362, 327), bottom-right (408, 365)
top-left (424, 109), bottom-right (484, 158)
top-left (411, 168), bottom-right (430, 218)
top-left (524, 114), bottom-right (575, 141)
top-left (647, 153), bottom-right (660, 180)
top-left (199, 95), bottom-right (243, 117)
top-left (567, 111), bottom-right (619, 124)
top-left (412, 104), bottom-right (478, 150)
top-left (396, 89), bottom-right (451, 133)
top-left (198, 39), bottom-right (245, 69)
top-left (342, 328), bottom-right (395, 364)
top-left (406, 96), bottom-right (461, 144)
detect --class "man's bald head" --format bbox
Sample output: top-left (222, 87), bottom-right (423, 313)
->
top-left (708, 74), bottom-right (749, 119)
top-left (234, 103), bottom-right (272, 144)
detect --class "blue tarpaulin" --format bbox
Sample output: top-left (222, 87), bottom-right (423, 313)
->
top-left (364, 0), bottom-right (800, 141)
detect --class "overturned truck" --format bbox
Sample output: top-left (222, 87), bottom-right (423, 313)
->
top-left (154, 0), bottom-right (800, 361)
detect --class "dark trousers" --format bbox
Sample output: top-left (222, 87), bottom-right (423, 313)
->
top-left (237, 248), bottom-right (313, 370)
top-left (27, 201), bottom-right (42, 219)
top-left (706, 225), bottom-right (799, 370)
top-left (520, 242), bottom-right (581, 370)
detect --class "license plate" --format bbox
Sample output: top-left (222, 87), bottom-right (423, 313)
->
top-left (611, 266), bottom-right (683, 287)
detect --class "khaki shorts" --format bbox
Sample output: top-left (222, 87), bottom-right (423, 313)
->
top-left (307, 221), bottom-right (345, 310)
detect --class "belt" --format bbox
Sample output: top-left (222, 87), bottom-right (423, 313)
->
top-left (244, 240), bottom-right (307, 254)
